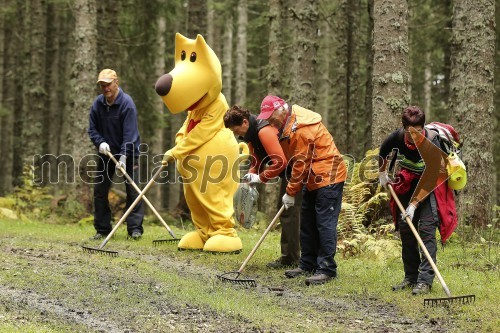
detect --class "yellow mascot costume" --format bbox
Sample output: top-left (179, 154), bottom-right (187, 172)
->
top-left (155, 33), bottom-right (243, 253)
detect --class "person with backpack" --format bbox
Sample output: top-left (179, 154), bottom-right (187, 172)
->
top-left (378, 106), bottom-right (458, 295)
top-left (224, 105), bottom-right (302, 268)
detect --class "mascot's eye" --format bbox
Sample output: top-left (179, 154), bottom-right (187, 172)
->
top-left (181, 50), bottom-right (186, 60)
top-left (190, 52), bottom-right (197, 62)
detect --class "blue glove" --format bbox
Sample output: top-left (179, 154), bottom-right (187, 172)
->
top-left (115, 155), bottom-right (126, 177)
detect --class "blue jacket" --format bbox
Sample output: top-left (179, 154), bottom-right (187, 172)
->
top-left (88, 88), bottom-right (140, 157)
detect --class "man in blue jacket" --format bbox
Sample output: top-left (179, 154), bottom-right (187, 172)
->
top-left (88, 69), bottom-right (144, 240)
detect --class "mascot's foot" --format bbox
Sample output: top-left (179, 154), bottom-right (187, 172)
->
top-left (203, 234), bottom-right (242, 254)
top-left (178, 231), bottom-right (205, 251)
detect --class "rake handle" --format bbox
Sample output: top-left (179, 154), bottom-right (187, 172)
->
top-left (107, 152), bottom-right (176, 239)
top-left (388, 184), bottom-right (452, 297)
top-left (97, 164), bottom-right (166, 249)
top-left (237, 205), bottom-right (286, 273)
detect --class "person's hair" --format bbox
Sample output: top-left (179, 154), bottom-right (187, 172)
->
top-left (401, 106), bottom-right (425, 128)
top-left (224, 105), bottom-right (250, 127)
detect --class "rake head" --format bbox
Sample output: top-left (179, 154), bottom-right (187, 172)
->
top-left (152, 238), bottom-right (181, 246)
top-left (424, 294), bottom-right (475, 307)
top-left (217, 271), bottom-right (257, 288)
top-left (81, 245), bottom-right (118, 257)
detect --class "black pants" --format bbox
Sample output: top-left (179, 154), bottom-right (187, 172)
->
top-left (300, 182), bottom-right (344, 277)
top-left (398, 191), bottom-right (439, 285)
top-left (277, 179), bottom-right (301, 265)
top-left (93, 155), bottom-right (144, 236)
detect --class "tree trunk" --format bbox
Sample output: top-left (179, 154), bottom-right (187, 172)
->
top-left (96, 1), bottom-right (120, 68)
top-left (187, 0), bottom-right (207, 37)
top-left (371, 0), bottom-right (410, 147)
top-left (23, 0), bottom-right (47, 163)
top-left (11, 0), bottom-right (28, 188)
top-left (423, 52), bottom-right (432, 119)
top-left (222, 10), bottom-right (234, 104)
top-left (347, 0), bottom-right (363, 158)
top-left (151, 8), bottom-right (167, 209)
top-left (206, 0), bottom-right (215, 46)
top-left (65, 0), bottom-right (97, 215)
top-left (0, 0), bottom-right (14, 195)
top-left (290, 0), bottom-right (318, 109)
top-left (332, 0), bottom-right (348, 150)
top-left (56, 8), bottom-right (73, 157)
top-left (316, 8), bottom-right (331, 126)
top-left (449, 0), bottom-right (495, 226)
top-left (42, 1), bottom-right (60, 188)
top-left (259, 0), bottom-right (285, 220)
top-left (267, 0), bottom-right (283, 96)
top-left (364, 0), bottom-right (374, 152)
top-left (234, 0), bottom-right (247, 105)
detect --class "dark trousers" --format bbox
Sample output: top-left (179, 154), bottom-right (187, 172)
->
top-left (277, 179), bottom-right (301, 264)
top-left (299, 182), bottom-right (344, 277)
top-left (93, 155), bottom-right (144, 236)
top-left (398, 192), bottom-right (439, 285)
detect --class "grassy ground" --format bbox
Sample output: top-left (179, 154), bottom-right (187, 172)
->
top-left (0, 217), bottom-right (498, 332)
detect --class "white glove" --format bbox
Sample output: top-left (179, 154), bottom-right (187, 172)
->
top-left (379, 171), bottom-right (391, 187)
top-left (242, 173), bottom-right (262, 185)
top-left (401, 203), bottom-right (417, 223)
top-left (116, 155), bottom-right (126, 177)
top-left (282, 193), bottom-right (295, 210)
top-left (99, 142), bottom-right (110, 154)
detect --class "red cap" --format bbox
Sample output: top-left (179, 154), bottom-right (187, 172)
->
top-left (257, 95), bottom-right (286, 119)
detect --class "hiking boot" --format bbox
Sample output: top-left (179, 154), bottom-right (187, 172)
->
top-left (412, 282), bottom-right (431, 295)
top-left (130, 231), bottom-right (142, 240)
top-left (392, 279), bottom-right (417, 291)
top-left (266, 258), bottom-right (297, 269)
top-left (284, 267), bottom-right (313, 278)
top-left (305, 273), bottom-right (335, 286)
top-left (89, 233), bottom-right (106, 241)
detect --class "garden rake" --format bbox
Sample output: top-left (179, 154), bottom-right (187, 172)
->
top-left (106, 152), bottom-right (180, 245)
top-left (388, 184), bottom-right (475, 306)
top-left (82, 163), bottom-right (167, 256)
top-left (218, 205), bottom-right (285, 287)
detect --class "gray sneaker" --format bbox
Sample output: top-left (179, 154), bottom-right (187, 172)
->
top-left (412, 282), bottom-right (431, 295)
top-left (392, 279), bottom-right (417, 291)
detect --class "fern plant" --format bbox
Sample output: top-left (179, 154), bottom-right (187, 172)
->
top-left (338, 149), bottom-right (400, 260)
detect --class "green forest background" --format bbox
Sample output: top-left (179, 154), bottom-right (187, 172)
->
top-left (0, 0), bottom-right (497, 228)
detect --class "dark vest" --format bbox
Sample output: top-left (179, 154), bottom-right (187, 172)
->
top-left (242, 115), bottom-right (270, 162)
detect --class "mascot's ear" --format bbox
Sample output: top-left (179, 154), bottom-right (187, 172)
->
top-left (194, 34), bottom-right (220, 73)
top-left (176, 32), bottom-right (187, 44)
top-left (194, 34), bottom-right (210, 59)
top-left (174, 33), bottom-right (189, 63)
top-left (195, 34), bottom-right (207, 46)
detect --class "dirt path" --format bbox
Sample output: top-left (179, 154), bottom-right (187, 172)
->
top-left (0, 239), bottom-right (451, 333)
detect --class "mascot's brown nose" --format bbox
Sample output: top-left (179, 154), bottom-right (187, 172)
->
top-left (155, 74), bottom-right (173, 96)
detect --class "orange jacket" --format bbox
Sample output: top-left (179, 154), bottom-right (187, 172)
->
top-left (279, 105), bottom-right (347, 196)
